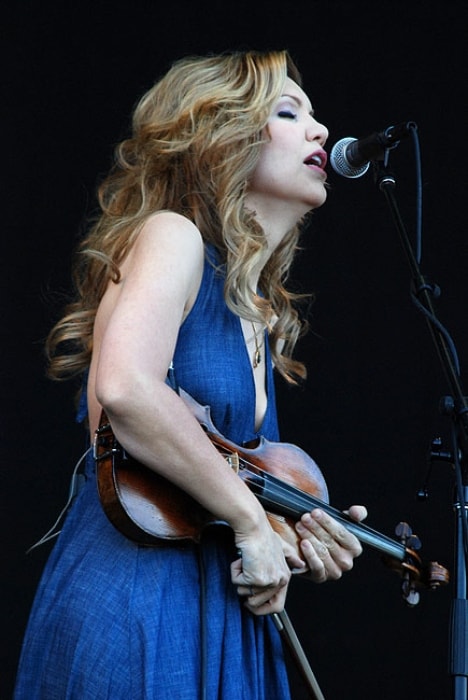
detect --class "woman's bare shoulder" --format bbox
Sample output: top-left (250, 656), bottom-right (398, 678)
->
top-left (120, 211), bottom-right (205, 279)
top-left (141, 210), bottom-right (203, 245)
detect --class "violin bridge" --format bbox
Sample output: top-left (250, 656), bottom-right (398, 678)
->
top-left (226, 451), bottom-right (240, 474)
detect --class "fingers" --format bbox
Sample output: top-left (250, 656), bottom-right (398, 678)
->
top-left (298, 537), bottom-right (339, 583)
top-left (232, 521), bottom-right (292, 591)
top-left (281, 538), bottom-right (307, 574)
top-left (295, 508), bottom-right (364, 583)
top-left (230, 552), bottom-right (290, 616)
top-left (231, 555), bottom-right (290, 591)
top-left (345, 504), bottom-right (368, 522)
top-left (230, 545), bottom-right (291, 615)
top-left (298, 509), bottom-right (363, 557)
top-left (239, 582), bottom-right (288, 615)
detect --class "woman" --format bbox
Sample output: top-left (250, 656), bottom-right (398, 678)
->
top-left (14, 50), bottom-right (366, 699)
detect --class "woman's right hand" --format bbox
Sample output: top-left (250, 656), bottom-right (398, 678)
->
top-left (230, 515), bottom-right (305, 615)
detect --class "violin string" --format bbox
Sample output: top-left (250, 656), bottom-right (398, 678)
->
top-left (215, 445), bottom-right (325, 516)
top-left (215, 444), bottom-right (405, 557)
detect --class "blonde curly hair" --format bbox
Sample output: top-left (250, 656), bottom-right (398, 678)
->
top-left (46, 49), bottom-right (310, 385)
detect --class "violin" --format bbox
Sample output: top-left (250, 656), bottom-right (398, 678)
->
top-left (94, 388), bottom-right (449, 605)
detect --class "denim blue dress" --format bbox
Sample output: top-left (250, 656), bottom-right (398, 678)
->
top-left (14, 247), bottom-right (291, 699)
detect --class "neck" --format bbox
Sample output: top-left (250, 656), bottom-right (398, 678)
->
top-left (245, 196), bottom-right (309, 252)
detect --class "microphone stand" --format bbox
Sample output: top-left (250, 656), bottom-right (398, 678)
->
top-left (372, 160), bottom-right (468, 700)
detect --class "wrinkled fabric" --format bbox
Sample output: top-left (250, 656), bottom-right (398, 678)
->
top-left (14, 246), bottom-right (291, 699)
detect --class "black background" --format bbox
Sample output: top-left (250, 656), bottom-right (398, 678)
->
top-left (2, 2), bottom-right (468, 698)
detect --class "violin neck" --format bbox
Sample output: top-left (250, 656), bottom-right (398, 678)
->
top-left (243, 469), bottom-right (406, 563)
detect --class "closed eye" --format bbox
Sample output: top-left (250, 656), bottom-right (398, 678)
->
top-left (277, 110), bottom-right (297, 120)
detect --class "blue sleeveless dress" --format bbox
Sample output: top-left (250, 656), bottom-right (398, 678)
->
top-left (14, 247), bottom-right (291, 699)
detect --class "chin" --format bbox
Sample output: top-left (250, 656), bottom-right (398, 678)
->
top-left (306, 190), bottom-right (328, 212)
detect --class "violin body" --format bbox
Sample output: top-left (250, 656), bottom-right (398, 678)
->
top-left (95, 388), bottom-right (329, 548)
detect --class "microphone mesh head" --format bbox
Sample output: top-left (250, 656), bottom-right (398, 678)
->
top-left (330, 137), bottom-right (370, 178)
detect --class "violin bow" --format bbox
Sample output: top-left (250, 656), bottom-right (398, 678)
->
top-left (272, 609), bottom-right (326, 700)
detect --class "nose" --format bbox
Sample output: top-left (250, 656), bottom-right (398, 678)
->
top-left (306, 116), bottom-right (329, 146)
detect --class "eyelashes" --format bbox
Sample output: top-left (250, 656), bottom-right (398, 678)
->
top-left (277, 110), bottom-right (297, 120)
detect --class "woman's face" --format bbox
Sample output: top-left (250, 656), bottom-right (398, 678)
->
top-left (247, 78), bottom-right (329, 218)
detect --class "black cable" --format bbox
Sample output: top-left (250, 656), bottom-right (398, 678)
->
top-left (410, 123), bottom-right (423, 265)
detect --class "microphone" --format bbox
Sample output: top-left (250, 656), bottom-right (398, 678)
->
top-left (330, 121), bottom-right (416, 178)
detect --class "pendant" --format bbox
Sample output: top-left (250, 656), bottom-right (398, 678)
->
top-left (251, 321), bottom-right (263, 369)
top-left (253, 348), bottom-right (261, 368)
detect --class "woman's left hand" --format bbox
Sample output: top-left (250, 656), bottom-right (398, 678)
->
top-left (294, 505), bottom-right (367, 583)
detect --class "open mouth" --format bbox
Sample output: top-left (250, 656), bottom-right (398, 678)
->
top-left (304, 151), bottom-right (327, 169)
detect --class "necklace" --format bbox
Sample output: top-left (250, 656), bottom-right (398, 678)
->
top-left (251, 321), bottom-right (264, 368)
